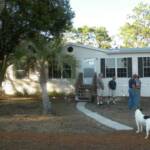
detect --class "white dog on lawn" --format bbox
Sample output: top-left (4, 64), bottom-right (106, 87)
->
top-left (135, 108), bottom-right (150, 139)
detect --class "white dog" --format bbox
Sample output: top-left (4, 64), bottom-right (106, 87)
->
top-left (135, 109), bottom-right (150, 139)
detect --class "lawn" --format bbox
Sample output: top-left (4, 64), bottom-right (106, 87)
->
top-left (0, 97), bottom-right (150, 150)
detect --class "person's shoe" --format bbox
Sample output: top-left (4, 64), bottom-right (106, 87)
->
top-left (113, 100), bottom-right (116, 104)
top-left (107, 100), bottom-right (110, 104)
top-left (100, 101), bottom-right (103, 105)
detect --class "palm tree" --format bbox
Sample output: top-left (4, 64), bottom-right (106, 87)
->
top-left (15, 35), bottom-right (76, 114)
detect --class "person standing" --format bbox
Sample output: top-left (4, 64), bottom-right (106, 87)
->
top-left (108, 76), bottom-right (117, 104)
top-left (128, 74), bottom-right (136, 109)
top-left (97, 73), bottom-right (104, 105)
top-left (134, 75), bottom-right (141, 108)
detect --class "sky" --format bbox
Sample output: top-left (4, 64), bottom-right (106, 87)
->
top-left (70, 0), bottom-right (150, 36)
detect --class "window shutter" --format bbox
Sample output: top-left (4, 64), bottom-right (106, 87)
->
top-left (128, 58), bottom-right (132, 77)
top-left (138, 57), bottom-right (143, 77)
top-left (101, 58), bottom-right (105, 77)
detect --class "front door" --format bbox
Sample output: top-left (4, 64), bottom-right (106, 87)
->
top-left (82, 58), bottom-right (96, 84)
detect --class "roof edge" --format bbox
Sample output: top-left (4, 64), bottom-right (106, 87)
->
top-left (65, 43), bottom-right (109, 53)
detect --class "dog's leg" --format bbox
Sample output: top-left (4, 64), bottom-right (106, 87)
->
top-left (136, 122), bottom-right (140, 133)
top-left (140, 123), bottom-right (143, 132)
top-left (145, 126), bottom-right (149, 139)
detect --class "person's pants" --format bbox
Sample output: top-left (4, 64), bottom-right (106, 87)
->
top-left (128, 88), bottom-right (134, 109)
top-left (128, 88), bottom-right (140, 109)
top-left (133, 91), bottom-right (140, 109)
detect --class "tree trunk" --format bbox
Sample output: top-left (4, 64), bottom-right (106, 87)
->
top-left (40, 81), bottom-right (51, 114)
top-left (39, 61), bottom-right (51, 114)
top-left (0, 56), bottom-right (8, 93)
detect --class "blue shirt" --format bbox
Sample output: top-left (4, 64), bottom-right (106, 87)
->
top-left (129, 78), bottom-right (136, 88)
top-left (108, 80), bottom-right (116, 90)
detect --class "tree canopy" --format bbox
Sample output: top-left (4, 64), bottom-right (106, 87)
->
top-left (119, 2), bottom-right (150, 48)
top-left (0, 0), bottom-right (74, 86)
top-left (0, 0), bottom-right (4, 13)
top-left (64, 25), bottom-right (112, 48)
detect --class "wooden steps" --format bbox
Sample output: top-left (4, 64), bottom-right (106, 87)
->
top-left (75, 73), bottom-right (97, 102)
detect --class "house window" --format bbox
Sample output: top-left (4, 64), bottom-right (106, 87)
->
top-left (16, 69), bottom-right (26, 79)
top-left (15, 64), bottom-right (27, 79)
top-left (117, 57), bottom-right (132, 78)
top-left (49, 60), bottom-right (72, 78)
top-left (138, 57), bottom-right (150, 77)
top-left (101, 57), bottom-right (132, 78)
top-left (49, 60), bottom-right (61, 78)
top-left (53, 67), bottom-right (61, 78)
top-left (117, 58), bottom-right (128, 77)
top-left (105, 58), bottom-right (115, 77)
top-left (143, 57), bottom-right (150, 77)
top-left (63, 64), bottom-right (72, 78)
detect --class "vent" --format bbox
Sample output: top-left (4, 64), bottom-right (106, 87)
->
top-left (67, 46), bottom-right (73, 53)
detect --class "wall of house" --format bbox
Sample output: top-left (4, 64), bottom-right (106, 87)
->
top-left (4, 44), bottom-right (150, 97)
top-left (64, 45), bottom-right (107, 74)
top-left (65, 44), bottom-right (150, 97)
top-left (107, 53), bottom-right (150, 97)
top-left (2, 65), bottom-right (74, 96)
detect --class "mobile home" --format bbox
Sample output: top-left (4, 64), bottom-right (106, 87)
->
top-left (64, 43), bottom-right (150, 97)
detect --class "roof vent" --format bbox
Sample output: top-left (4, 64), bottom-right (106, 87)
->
top-left (67, 46), bottom-right (74, 53)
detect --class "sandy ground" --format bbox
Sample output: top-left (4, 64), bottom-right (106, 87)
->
top-left (0, 97), bottom-right (150, 150)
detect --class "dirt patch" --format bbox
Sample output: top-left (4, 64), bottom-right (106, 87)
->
top-left (0, 98), bottom-right (111, 133)
top-left (0, 97), bottom-right (150, 150)
top-left (0, 131), bottom-right (150, 150)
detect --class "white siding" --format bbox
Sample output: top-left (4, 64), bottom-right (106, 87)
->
top-left (65, 45), bottom-right (150, 97)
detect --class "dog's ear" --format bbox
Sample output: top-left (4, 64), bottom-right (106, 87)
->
top-left (139, 108), bottom-right (143, 112)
